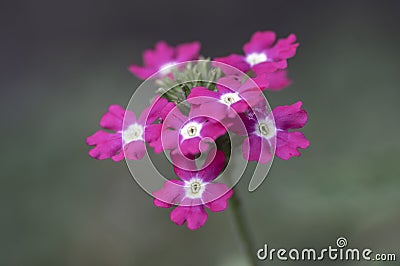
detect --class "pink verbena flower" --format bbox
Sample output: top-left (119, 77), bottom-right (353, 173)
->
top-left (129, 41), bottom-right (201, 79)
top-left (160, 106), bottom-right (226, 156)
top-left (187, 76), bottom-right (265, 122)
top-left (153, 150), bottom-right (233, 230)
top-left (240, 101), bottom-right (309, 163)
top-left (86, 97), bottom-right (173, 161)
top-left (214, 31), bottom-right (298, 75)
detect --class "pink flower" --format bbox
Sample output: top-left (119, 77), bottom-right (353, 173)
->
top-left (129, 41), bottom-right (201, 79)
top-left (240, 101), bottom-right (309, 163)
top-left (187, 76), bottom-right (265, 122)
top-left (214, 31), bottom-right (298, 75)
top-left (159, 106), bottom-right (226, 156)
top-left (153, 150), bottom-right (233, 230)
top-left (86, 97), bottom-right (173, 161)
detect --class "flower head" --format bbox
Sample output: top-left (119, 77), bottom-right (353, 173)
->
top-left (240, 101), bottom-right (309, 163)
top-left (153, 150), bottom-right (233, 230)
top-left (129, 41), bottom-right (201, 79)
top-left (215, 31), bottom-right (298, 74)
top-left (86, 105), bottom-right (146, 161)
top-left (86, 97), bottom-right (174, 161)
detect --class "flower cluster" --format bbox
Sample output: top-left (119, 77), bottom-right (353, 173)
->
top-left (87, 31), bottom-right (309, 230)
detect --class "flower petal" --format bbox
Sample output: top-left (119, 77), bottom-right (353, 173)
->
top-left (213, 54), bottom-right (250, 73)
top-left (153, 180), bottom-right (185, 206)
top-left (170, 205), bottom-right (208, 230)
top-left (243, 31), bottom-right (277, 54)
top-left (255, 70), bottom-right (291, 91)
top-left (128, 65), bottom-right (158, 79)
top-left (275, 131), bottom-right (309, 160)
top-left (273, 101), bottom-right (308, 130)
top-left (203, 183), bottom-right (233, 211)
top-left (87, 131), bottom-right (123, 160)
top-left (198, 150), bottom-right (226, 182)
top-left (144, 41), bottom-right (174, 66)
top-left (242, 135), bottom-right (272, 164)
top-left (99, 105), bottom-right (126, 131)
top-left (124, 140), bottom-right (146, 160)
top-left (200, 120), bottom-right (226, 140)
top-left (175, 41), bottom-right (201, 62)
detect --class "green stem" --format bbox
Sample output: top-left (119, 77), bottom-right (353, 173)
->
top-left (230, 190), bottom-right (259, 266)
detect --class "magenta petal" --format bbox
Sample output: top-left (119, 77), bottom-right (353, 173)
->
top-left (145, 124), bottom-right (162, 143)
top-left (132, 41), bottom-right (201, 80)
top-left (128, 65), bottom-right (158, 80)
top-left (273, 101), bottom-right (308, 130)
top-left (198, 150), bottom-right (226, 182)
top-left (258, 70), bottom-right (291, 91)
top-left (111, 151), bottom-right (124, 162)
top-left (204, 184), bottom-right (233, 212)
top-left (242, 135), bottom-right (272, 164)
top-left (187, 87), bottom-right (220, 104)
top-left (87, 131), bottom-right (123, 160)
top-left (200, 121), bottom-right (226, 140)
top-left (154, 198), bottom-right (172, 208)
top-left (180, 137), bottom-right (202, 155)
top-left (163, 107), bottom-right (186, 129)
top-left (170, 206), bottom-right (188, 226)
top-left (175, 41), bottom-right (201, 61)
top-left (144, 41), bottom-right (174, 66)
top-left (252, 61), bottom-right (280, 74)
top-left (173, 149), bottom-right (224, 182)
top-left (137, 99), bottom-right (173, 126)
top-left (171, 152), bottom-right (197, 180)
top-left (226, 114), bottom-right (249, 136)
top-left (185, 206), bottom-right (208, 230)
top-left (161, 128), bottom-right (180, 151)
top-left (138, 106), bottom-right (152, 126)
top-left (146, 97), bottom-right (175, 123)
top-left (230, 101), bottom-right (249, 114)
top-left (146, 124), bottom-right (167, 154)
top-left (99, 105), bottom-right (126, 131)
top-left (216, 76), bottom-right (243, 91)
top-left (153, 180), bottom-right (185, 206)
top-left (243, 31), bottom-right (277, 54)
top-left (170, 205), bottom-right (208, 230)
top-left (190, 102), bottom-right (230, 122)
top-left (213, 54), bottom-right (250, 73)
top-left (159, 102), bottom-right (176, 121)
top-left (275, 131), bottom-right (309, 160)
top-left (124, 140), bottom-right (146, 160)
top-left (272, 33), bottom-right (298, 59)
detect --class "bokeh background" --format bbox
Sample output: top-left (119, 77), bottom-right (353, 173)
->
top-left (1, 0), bottom-right (399, 265)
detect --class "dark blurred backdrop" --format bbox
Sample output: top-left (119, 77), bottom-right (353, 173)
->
top-left (1, 1), bottom-right (400, 265)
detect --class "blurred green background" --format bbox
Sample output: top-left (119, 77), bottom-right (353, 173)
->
top-left (1, 0), bottom-right (399, 265)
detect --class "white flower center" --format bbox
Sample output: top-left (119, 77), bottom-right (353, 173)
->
top-left (255, 119), bottom-right (276, 139)
top-left (122, 123), bottom-right (144, 143)
top-left (159, 62), bottom-right (177, 75)
top-left (184, 178), bottom-right (206, 199)
top-left (180, 121), bottom-right (202, 139)
top-left (220, 92), bottom-right (241, 105)
top-left (246, 52), bottom-right (267, 66)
